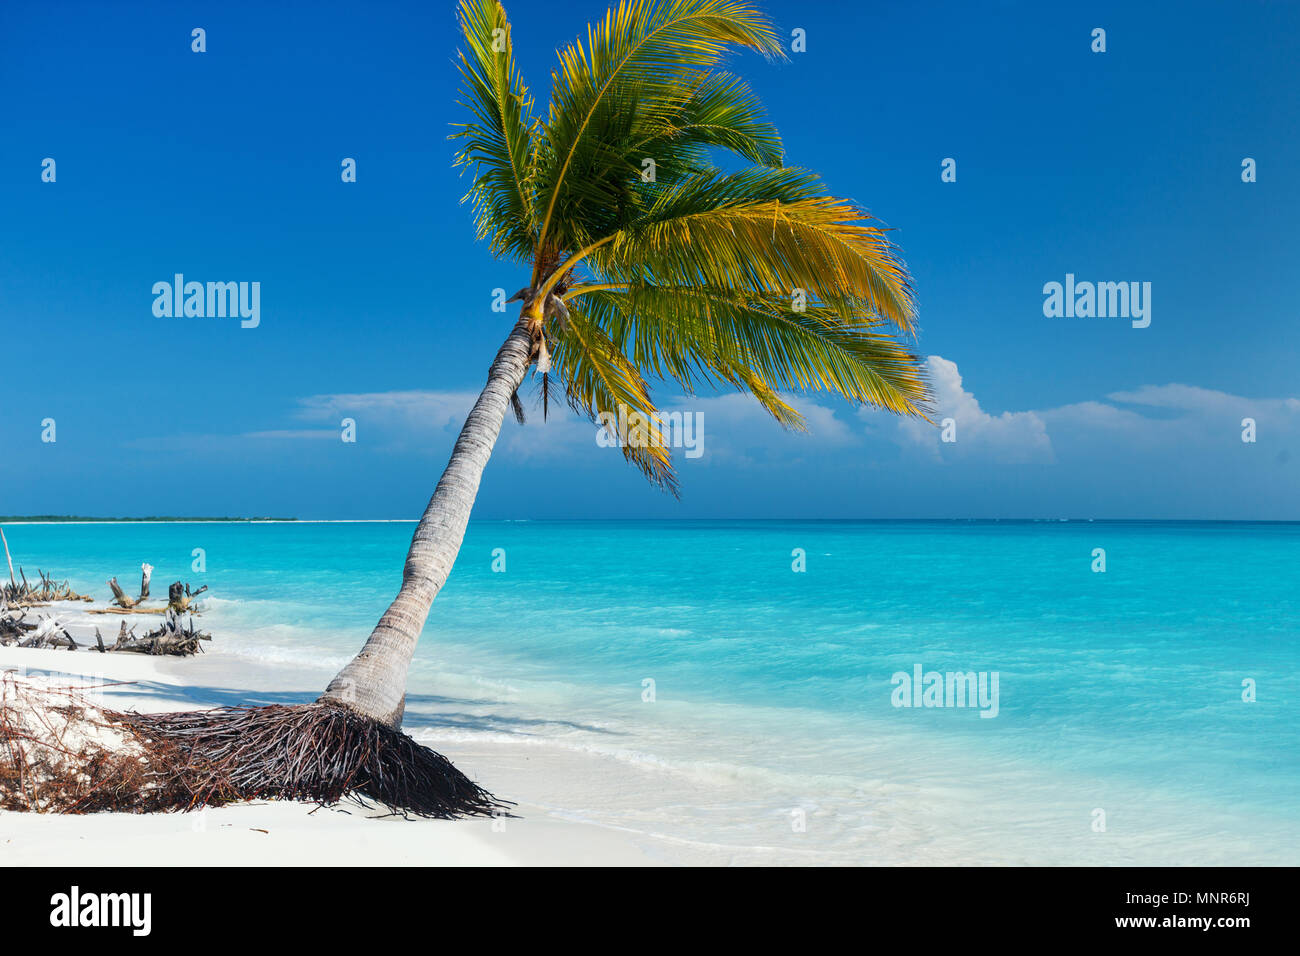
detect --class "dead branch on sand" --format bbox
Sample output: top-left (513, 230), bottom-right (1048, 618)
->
top-left (14, 615), bottom-right (80, 650)
top-left (167, 581), bottom-right (208, 614)
top-left (107, 563), bottom-right (154, 609)
top-left (0, 606), bottom-right (82, 650)
top-left (0, 602), bottom-right (34, 645)
top-left (0, 528), bottom-right (92, 608)
top-left (1, 568), bottom-right (92, 608)
top-left (96, 613), bottom-right (210, 656)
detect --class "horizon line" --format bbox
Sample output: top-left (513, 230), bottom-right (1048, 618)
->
top-left (4, 517), bottom-right (1300, 526)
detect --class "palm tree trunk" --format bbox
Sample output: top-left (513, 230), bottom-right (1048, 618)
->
top-left (320, 319), bottom-right (533, 727)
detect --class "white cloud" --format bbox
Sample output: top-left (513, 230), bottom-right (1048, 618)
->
top-left (243, 429), bottom-right (339, 440)
top-left (888, 356), bottom-right (1054, 464)
top-left (293, 390), bottom-right (477, 431)
top-left (863, 357), bottom-right (1300, 468)
top-left (1105, 383), bottom-right (1300, 423)
top-left (268, 367), bottom-right (1300, 478)
top-left (1037, 400), bottom-right (1150, 432)
top-left (1040, 384), bottom-right (1300, 456)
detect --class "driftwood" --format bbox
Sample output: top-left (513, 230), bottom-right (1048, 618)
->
top-left (107, 563), bottom-right (153, 609)
top-left (0, 528), bottom-right (93, 607)
top-left (0, 601), bottom-right (38, 646)
top-left (104, 575), bottom-right (205, 615)
top-left (168, 581), bottom-right (208, 613)
top-left (100, 611), bottom-right (210, 656)
top-left (11, 614), bottom-right (78, 651)
top-left (4, 600), bottom-right (211, 656)
top-left (106, 577), bottom-right (133, 607)
top-left (1, 568), bottom-right (92, 608)
top-left (0, 538), bottom-right (213, 658)
top-left (0, 527), bottom-right (14, 588)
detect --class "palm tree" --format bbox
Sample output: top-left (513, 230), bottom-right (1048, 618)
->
top-left (320, 0), bottom-right (930, 731)
top-left (124, 0), bottom-right (930, 817)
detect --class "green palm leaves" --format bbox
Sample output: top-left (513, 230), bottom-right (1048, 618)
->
top-left (453, 0), bottom-right (538, 260)
top-left (452, 0), bottom-right (930, 492)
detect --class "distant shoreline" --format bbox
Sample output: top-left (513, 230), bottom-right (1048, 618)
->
top-left (3, 516), bottom-right (1298, 526)
top-left (0, 516), bottom-right (298, 523)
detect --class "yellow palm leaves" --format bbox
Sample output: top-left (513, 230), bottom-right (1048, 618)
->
top-left (452, 0), bottom-right (931, 491)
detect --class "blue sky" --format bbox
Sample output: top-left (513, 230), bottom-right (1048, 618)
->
top-left (1, 0), bottom-right (1297, 519)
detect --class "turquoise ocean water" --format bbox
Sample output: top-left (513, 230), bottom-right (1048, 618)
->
top-left (5, 519), bottom-right (1298, 863)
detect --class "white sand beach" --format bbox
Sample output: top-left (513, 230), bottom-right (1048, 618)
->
top-left (0, 612), bottom-right (670, 867)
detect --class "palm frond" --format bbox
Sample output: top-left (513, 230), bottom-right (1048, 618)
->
top-left (586, 168), bottom-right (915, 332)
top-left (550, 307), bottom-right (679, 493)
top-left (451, 0), bottom-right (540, 262)
top-left (573, 284), bottom-right (930, 416)
top-left (633, 70), bottom-right (783, 169)
top-left (534, 0), bottom-right (784, 271)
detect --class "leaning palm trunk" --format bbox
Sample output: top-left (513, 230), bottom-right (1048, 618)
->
top-left (83, 321), bottom-right (534, 819)
top-left (321, 319), bottom-right (533, 727)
